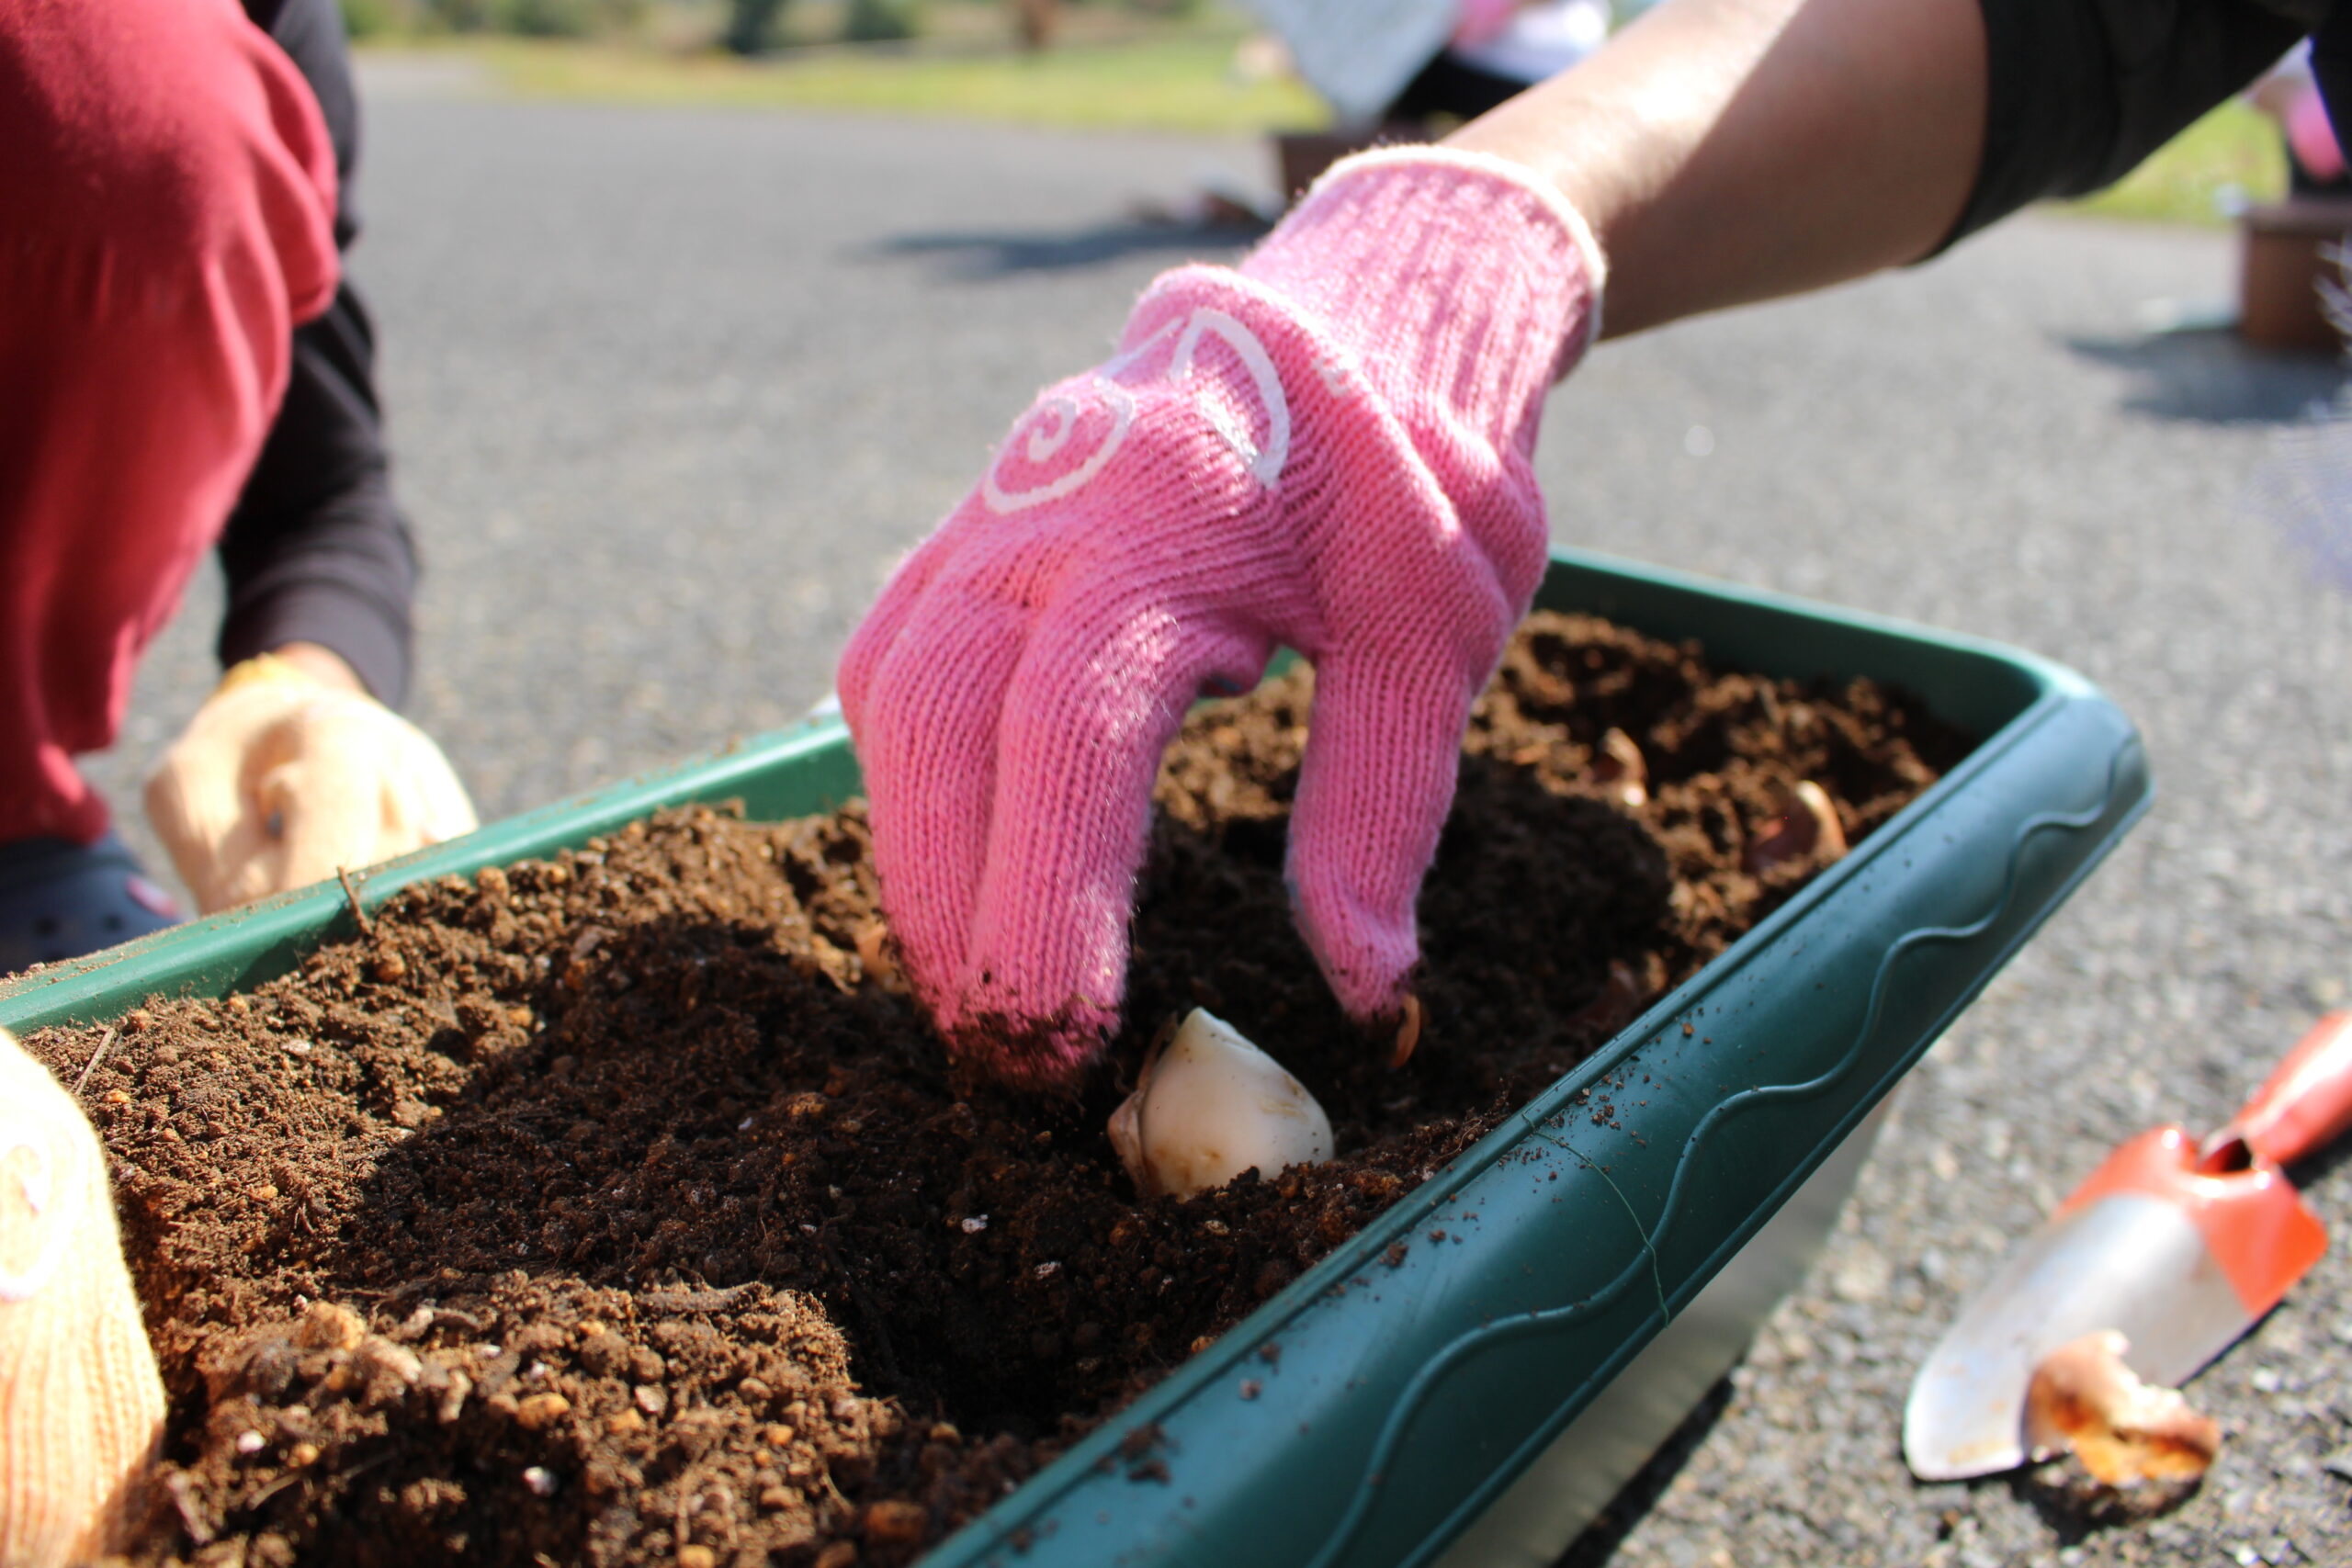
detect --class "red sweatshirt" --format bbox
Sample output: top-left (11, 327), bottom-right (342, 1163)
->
top-left (0, 0), bottom-right (337, 842)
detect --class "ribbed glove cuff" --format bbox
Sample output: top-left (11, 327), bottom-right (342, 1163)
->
top-left (1238, 146), bottom-right (1606, 446)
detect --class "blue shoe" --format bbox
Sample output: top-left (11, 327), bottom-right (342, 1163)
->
top-left (0, 830), bottom-right (184, 975)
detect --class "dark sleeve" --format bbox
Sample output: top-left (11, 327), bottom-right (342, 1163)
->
top-left (220, 0), bottom-right (417, 706)
top-left (2313, 7), bottom-right (2352, 148)
top-left (1943, 0), bottom-right (2319, 249)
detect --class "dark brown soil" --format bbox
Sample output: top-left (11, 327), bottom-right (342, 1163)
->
top-left (28, 613), bottom-right (1969, 1568)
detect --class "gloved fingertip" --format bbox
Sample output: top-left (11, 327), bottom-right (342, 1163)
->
top-left (1287, 867), bottom-right (1419, 1024)
top-left (942, 999), bottom-right (1115, 1096)
top-left (1329, 957), bottom-right (1415, 1026)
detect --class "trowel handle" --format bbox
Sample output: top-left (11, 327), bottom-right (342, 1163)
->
top-left (2229, 1011), bottom-right (2352, 1167)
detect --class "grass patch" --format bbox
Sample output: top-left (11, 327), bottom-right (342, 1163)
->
top-left (367, 25), bottom-right (2287, 208)
top-left (361, 12), bottom-right (1328, 135)
top-left (2067, 100), bottom-right (2288, 226)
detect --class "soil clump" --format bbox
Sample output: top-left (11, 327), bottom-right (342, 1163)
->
top-left (27, 613), bottom-right (1969, 1568)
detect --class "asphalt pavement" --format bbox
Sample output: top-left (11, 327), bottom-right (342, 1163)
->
top-left (84, 65), bottom-right (2352, 1567)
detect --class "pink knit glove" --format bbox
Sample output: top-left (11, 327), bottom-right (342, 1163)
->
top-left (840, 149), bottom-right (1604, 1089)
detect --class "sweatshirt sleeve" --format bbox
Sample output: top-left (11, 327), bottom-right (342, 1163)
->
top-left (1943, 0), bottom-right (2319, 250)
top-left (220, 0), bottom-right (417, 705)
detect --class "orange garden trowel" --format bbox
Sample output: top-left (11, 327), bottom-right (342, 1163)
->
top-left (1905, 1011), bottom-right (2352, 1481)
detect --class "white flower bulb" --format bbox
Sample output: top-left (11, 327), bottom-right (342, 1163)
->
top-left (1108, 1010), bottom-right (1335, 1200)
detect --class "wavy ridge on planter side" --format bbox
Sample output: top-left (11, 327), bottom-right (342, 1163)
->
top-left (1296, 736), bottom-right (2151, 1568)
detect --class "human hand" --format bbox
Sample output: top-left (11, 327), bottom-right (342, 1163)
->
top-left (143, 649), bottom-right (478, 914)
top-left (0, 1028), bottom-right (164, 1566)
top-left (841, 149), bottom-right (1602, 1089)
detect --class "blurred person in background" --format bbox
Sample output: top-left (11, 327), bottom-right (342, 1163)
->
top-left (1385, 0), bottom-right (1613, 125)
top-left (0, 0), bottom-right (475, 979)
top-left (1240, 0), bottom-right (1616, 205)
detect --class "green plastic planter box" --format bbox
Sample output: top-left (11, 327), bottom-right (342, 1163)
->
top-left (0, 548), bottom-right (2150, 1568)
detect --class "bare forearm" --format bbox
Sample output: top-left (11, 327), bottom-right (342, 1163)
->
top-left (1450, 0), bottom-right (1987, 338)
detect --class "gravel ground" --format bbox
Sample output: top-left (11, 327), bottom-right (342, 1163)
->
top-left (79, 71), bottom-right (2352, 1566)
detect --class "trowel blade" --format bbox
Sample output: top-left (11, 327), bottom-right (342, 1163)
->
top-left (1904, 1126), bottom-right (2324, 1482)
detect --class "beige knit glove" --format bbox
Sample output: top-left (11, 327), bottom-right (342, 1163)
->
top-left (0, 1029), bottom-right (164, 1564)
top-left (143, 652), bottom-right (479, 915)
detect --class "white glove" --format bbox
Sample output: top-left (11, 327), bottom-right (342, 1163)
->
top-left (143, 651), bottom-right (479, 914)
top-left (0, 1028), bottom-right (164, 1565)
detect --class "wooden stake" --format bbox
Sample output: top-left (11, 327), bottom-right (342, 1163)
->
top-left (337, 865), bottom-right (374, 938)
top-left (72, 1026), bottom-right (119, 1100)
